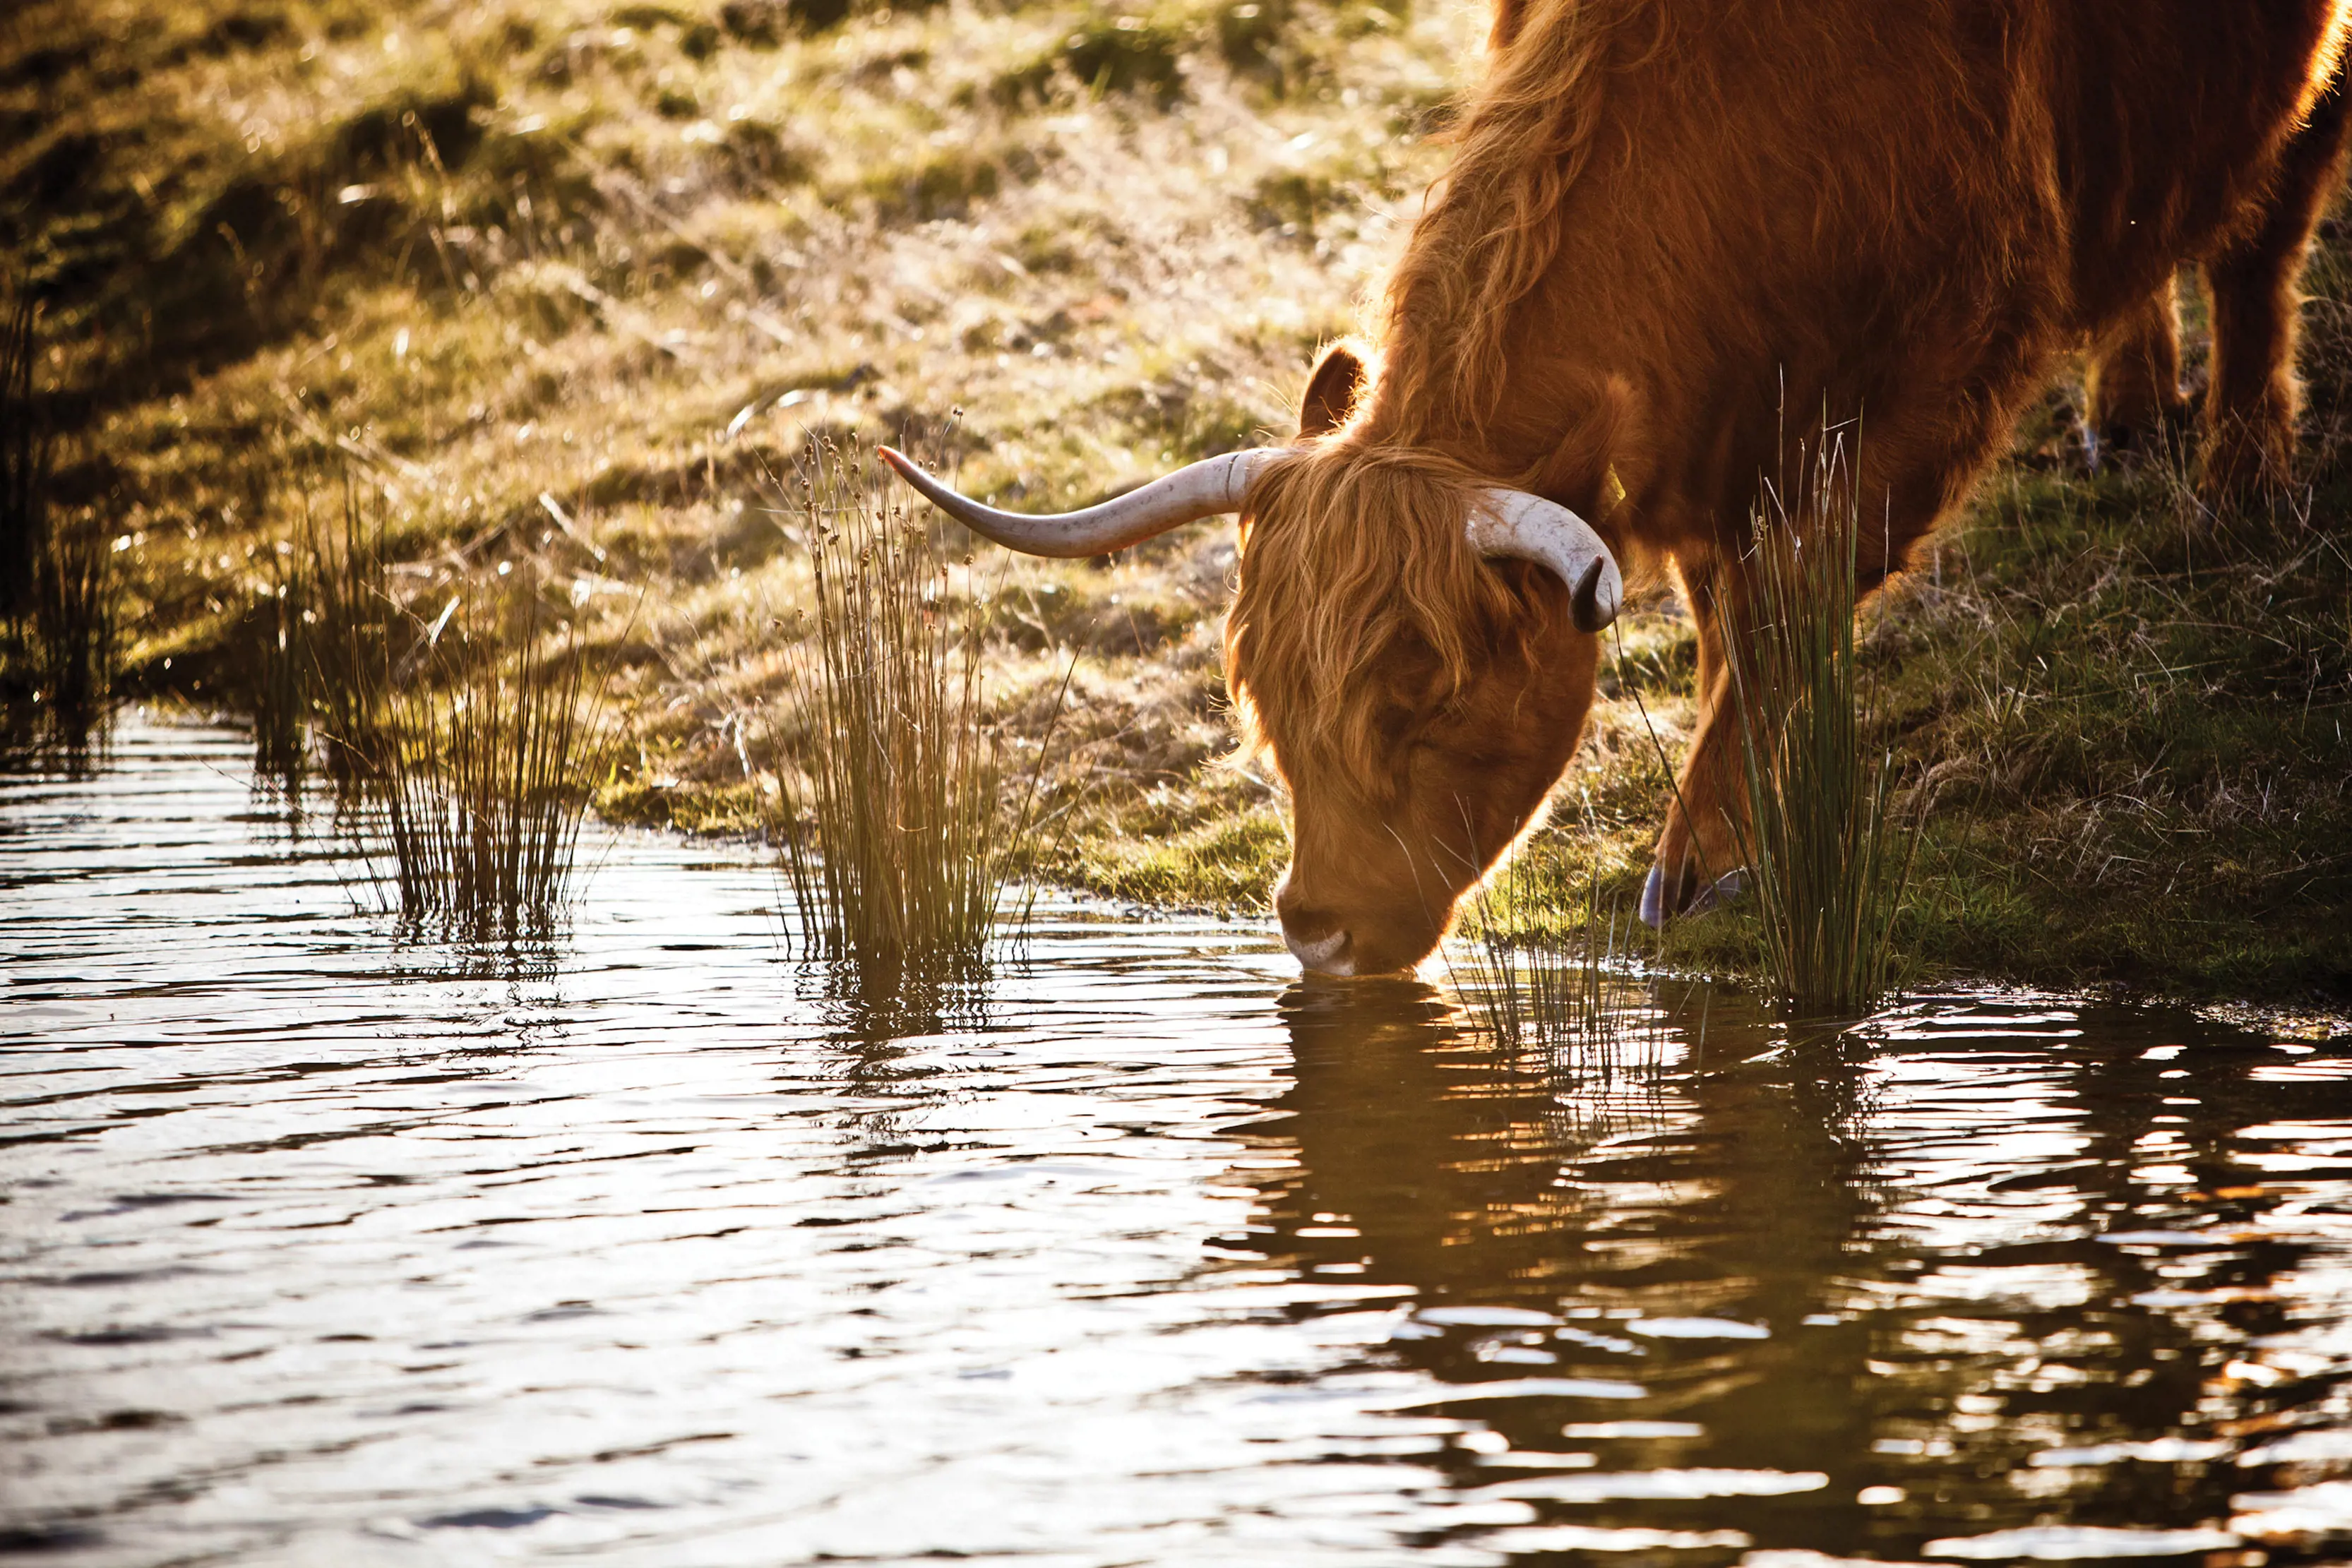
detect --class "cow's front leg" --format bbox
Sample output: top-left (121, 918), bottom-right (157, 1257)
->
top-left (1642, 562), bottom-right (1748, 927)
top-left (1642, 659), bottom-right (1748, 927)
top-left (2085, 280), bottom-right (2190, 461)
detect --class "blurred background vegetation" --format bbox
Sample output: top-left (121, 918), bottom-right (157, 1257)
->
top-left (6, 0), bottom-right (2351, 1000)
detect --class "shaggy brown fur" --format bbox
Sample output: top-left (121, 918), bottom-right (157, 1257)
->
top-left (1231, 0), bottom-right (2352, 973)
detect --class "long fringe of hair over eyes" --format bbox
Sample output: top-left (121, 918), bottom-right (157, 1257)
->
top-left (1226, 0), bottom-right (1631, 784)
top-left (1228, 439), bottom-right (1526, 789)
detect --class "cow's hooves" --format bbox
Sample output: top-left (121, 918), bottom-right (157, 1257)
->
top-left (1688, 867), bottom-right (1748, 916)
top-left (1640, 866), bottom-right (1667, 930)
top-left (1640, 864), bottom-right (1746, 928)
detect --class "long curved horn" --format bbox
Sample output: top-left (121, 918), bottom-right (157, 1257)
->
top-left (876, 447), bottom-right (1278, 558)
top-left (1466, 491), bottom-right (1623, 633)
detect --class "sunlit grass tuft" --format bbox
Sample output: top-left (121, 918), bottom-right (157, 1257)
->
top-left (364, 574), bottom-right (622, 940)
top-left (768, 433), bottom-right (1068, 983)
top-left (301, 481), bottom-right (623, 938)
top-left (1726, 433), bottom-right (1918, 1016)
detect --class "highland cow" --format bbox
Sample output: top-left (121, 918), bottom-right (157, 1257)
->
top-left (885, 0), bottom-right (2352, 974)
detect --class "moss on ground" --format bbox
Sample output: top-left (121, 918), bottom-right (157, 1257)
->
top-left (7, 0), bottom-right (2352, 1000)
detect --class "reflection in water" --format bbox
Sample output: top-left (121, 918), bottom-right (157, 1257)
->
top-left (6, 723), bottom-right (2352, 1565)
top-left (1244, 980), bottom-right (2352, 1562)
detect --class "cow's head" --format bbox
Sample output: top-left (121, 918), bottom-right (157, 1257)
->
top-left (878, 343), bottom-right (1620, 976)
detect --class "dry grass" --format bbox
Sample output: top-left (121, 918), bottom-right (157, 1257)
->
top-left (6, 0), bottom-right (1468, 872)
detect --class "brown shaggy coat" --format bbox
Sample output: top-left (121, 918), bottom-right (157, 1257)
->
top-left (1231, 0), bottom-right (2352, 963)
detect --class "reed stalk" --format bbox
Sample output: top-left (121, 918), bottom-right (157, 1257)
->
top-left (250, 543), bottom-right (311, 801)
top-left (301, 481), bottom-right (400, 798)
top-left (769, 434), bottom-right (1063, 983)
top-left (1724, 433), bottom-right (1917, 1015)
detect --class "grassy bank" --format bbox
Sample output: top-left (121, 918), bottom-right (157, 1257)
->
top-left (8, 0), bottom-right (2351, 1000)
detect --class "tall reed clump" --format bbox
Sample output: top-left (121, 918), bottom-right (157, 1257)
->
top-left (770, 435), bottom-right (1063, 983)
top-left (1725, 433), bottom-right (1918, 1015)
top-left (250, 481), bottom-right (400, 804)
top-left (365, 577), bottom-right (620, 938)
top-left (300, 480), bottom-right (622, 939)
top-left (21, 515), bottom-right (115, 769)
top-left (0, 290), bottom-right (115, 768)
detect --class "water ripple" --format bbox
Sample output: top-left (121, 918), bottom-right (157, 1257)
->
top-left (6, 723), bottom-right (2352, 1564)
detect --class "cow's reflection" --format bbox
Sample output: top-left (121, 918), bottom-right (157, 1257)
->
top-left (1243, 975), bottom-right (1875, 1319)
top-left (1216, 978), bottom-right (2301, 1558)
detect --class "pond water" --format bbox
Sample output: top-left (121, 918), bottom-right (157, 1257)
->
top-left (7, 722), bottom-right (2352, 1567)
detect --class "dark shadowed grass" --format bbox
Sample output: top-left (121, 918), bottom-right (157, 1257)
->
top-left (300, 481), bottom-right (623, 938)
top-left (0, 293), bottom-right (42, 622)
top-left (1725, 433), bottom-right (1918, 1016)
top-left (1, 291), bottom-right (114, 770)
top-left (1867, 438), bottom-right (2352, 997)
top-left (768, 434), bottom-right (1068, 985)
top-left (21, 512), bottom-right (117, 771)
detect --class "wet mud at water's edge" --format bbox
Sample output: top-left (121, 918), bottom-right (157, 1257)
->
top-left (6, 721), bottom-right (2352, 1565)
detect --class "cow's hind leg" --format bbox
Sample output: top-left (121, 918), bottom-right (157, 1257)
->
top-left (1642, 557), bottom-right (1748, 928)
top-left (2086, 280), bottom-right (2190, 461)
top-left (2201, 68), bottom-right (2352, 504)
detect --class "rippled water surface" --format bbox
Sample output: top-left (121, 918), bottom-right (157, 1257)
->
top-left (9, 724), bottom-right (2352, 1566)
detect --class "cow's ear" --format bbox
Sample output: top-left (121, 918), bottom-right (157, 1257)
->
top-left (1298, 341), bottom-right (1366, 438)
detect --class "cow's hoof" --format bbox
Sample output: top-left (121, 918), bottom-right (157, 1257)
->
top-left (1688, 867), bottom-right (1748, 916)
top-left (1640, 865), bottom-right (1748, 928)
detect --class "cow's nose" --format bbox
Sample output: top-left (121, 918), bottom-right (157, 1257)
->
top-left (1279, 908), bottom-right (1355, 976)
